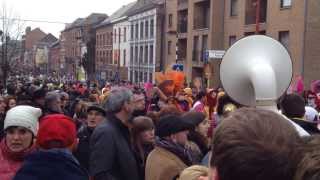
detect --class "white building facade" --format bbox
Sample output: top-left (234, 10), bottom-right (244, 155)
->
top-left (128, 8), bottom-right (159, 83)
top-left (112, 17), bottom-right (131, 81)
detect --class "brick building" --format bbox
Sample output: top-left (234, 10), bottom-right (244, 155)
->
top-left (21, 27), bottom-right (47, 73)
top-left (48, 41), bottom-right (61, 75)
top-left (34, 33), bottom-right (58, 75)
top-left (164, 0), bottom-right (320, 88)
top-left (60, 13), bottom-right (108, 80)
top-left (95, 2), bottom-right (135, 82)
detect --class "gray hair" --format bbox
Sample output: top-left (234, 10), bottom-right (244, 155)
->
top-left (103, 87), bottom-right (133, 113)
top-left (45, 92), bottom-right (61, 105)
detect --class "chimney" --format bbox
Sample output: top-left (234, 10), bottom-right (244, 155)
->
top-left (25, 26), bottom-right (31, 34)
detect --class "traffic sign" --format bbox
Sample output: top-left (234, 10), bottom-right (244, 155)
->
top-left (172, 64), bottom-right (184, 71)
top-left (207, 50), bottom-right (226, 59)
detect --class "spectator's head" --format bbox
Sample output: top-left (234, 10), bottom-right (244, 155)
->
top-left (156, 114), bottom-right (192, 146)
top-left (294, 136), bottom-right (320, 180)
top-left (133, 93), bottom-right (146, 111)
top-left (32, 88), bottom-right (47, 106)
top-left (209, 108), bottom-right (301, 180)
top-left (182, 111), bottom-right (208, 137)
top-left (37, 114), bottom-right (77, 151)
top-left (4, 106), bottom-right (42, 152)
top-left (132, 116), bottom-right (155, 145)
top-left (60, 92), bottom-right (69, 109)
top-left (0, 96), bottom-right (7, 113)
top-left (45, 92), bottom-right (62, 113)
top-left (86, 103), bottom-right (105, 128)
top-left (103, 87), bottom-right (134, 120)
top-left (5, 95), bottom-right (17, 110)
top-left (280, 93), bottom-right (306, 119)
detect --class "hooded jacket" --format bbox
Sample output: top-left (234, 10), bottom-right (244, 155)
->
top-left (13, 149), bottom-right (89, 180)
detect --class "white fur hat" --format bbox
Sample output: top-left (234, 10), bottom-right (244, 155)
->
top-left (4, 105), bottom-right (42, 135)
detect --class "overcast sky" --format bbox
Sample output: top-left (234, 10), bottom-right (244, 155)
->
top-left (1, 0), bottom-right (136, 38)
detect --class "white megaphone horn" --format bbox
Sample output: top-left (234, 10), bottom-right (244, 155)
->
top-left (220, 35), bottom-right (293, 111)
top-left (220, 35), bottom-right (310, 136)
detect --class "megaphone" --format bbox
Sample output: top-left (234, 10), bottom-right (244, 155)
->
top-left (220, 35), bottom-right (293, 109)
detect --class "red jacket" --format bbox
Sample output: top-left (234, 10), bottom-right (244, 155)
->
top-left (0, 140), bottom-right (34, 180)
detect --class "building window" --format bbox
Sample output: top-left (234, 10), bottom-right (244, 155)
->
top-left (135, 24), bottom-right (139, 39)
top-left (114, 29), bottom-right (117, 43)
top-left (130, 70), bottom-right (133, 82)
top-left (130, 46), bottom-right (133, 65)
top-left (135, 71), bottom-right (138, 83)
top-left (281, 0), bottom-right (292, 8)
top-left (131, 25), bottom-right (134, 40)
top-left (118, 28), bottom-right (121, 43)
top-left (149, 45), bottom-right (154, 64)
top-left (149, 73), bottom-right (153, 82)
top-left (279, 31), bottom-right (290, 49)
top-left (140, 22), bottom-right (144, 39)
top-left (144, 45), bottom-right (148, 63)
top-left (168, 14), bottom-right (173, 27)
top-left (139, 72), bottom-right (143, 83)
top-left (145, 21), bottom-right (149, 38)
top-left (139, 46), bottom-right (144, 64)
top-left (135, 46), bottom-right (138, 63)
top-left (144, 72), bottom-right (148, 83)
top-left (193, 36), bottom-right (199, 61)
top-left (201, 35), bottom-right (208, 61)
top-left (230, 0), bottom-right (238, 16)
top-left (123, 28), bottom-right (126, 42)
top-left (168, 41), bottom-right (172, 55)
top-left (123, 49), bottom-right (126, 66)
top-left (150, 19), bottom-right (154, 38)
top-left (229, 35), bottom-right (237, 46)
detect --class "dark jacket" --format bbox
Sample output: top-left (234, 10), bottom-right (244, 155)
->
top-left (74, 126), bottom-right (94, 171)
top-left (291, 118), bottom-right (320, 135)
top-left (90, 113), bottom-right (141, 180)
top-left (13, 149), bottom-right (89, 180)
top-left (0, 113), bottom-right (5, 140)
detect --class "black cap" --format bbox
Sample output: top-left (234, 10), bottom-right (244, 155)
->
top-left (181, 111), bottom-right (206, 126)
top-left (87, 104), bottom-right (106, 116)
top-left (156, 114), bottom-right (193, 138)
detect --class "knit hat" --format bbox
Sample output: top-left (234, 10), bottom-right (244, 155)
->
top-left (37, 114), bottom-right (76, 149)
top-left (156, 114), bottom-right (193, 138)
top-left (4, 105), bottom-right (42, 135)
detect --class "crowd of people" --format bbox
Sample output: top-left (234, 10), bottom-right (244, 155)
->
top-left (0, 76), bottom-right (320, 180)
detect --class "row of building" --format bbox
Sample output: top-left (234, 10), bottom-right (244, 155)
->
top-left (16, 0), bottom-right (320, 88)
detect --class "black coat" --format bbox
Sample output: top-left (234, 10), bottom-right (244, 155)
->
top-left (291, 118), bottom-right (320, 135)
top-left (90, 113), bottom-right (141, 180)
top-left (13, 149), bottom-right (89, 180)
top-left (74, 126), bottom-right (94, 171)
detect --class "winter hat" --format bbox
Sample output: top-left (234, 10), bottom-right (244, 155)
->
top-left (4, 105), bottom-right (42, 135)
top-left (87, 103), bottom-right (106, 116)
top-left (156, 114), bottom-right (193, 138)
top-left (305, 106), bottom-right (319, 123)
top-left (182, 111), bottom-right (206, 127)
top-left (37, 114), bottom-right (76, 149)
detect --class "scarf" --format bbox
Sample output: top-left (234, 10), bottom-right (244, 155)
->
top-left (0, 139), bottom-right (35, 161)
top-left (156, 138), bottom-right (193, 166)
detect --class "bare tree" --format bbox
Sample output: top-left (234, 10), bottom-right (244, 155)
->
top-left (0, 2), bottom-right (25, 88)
